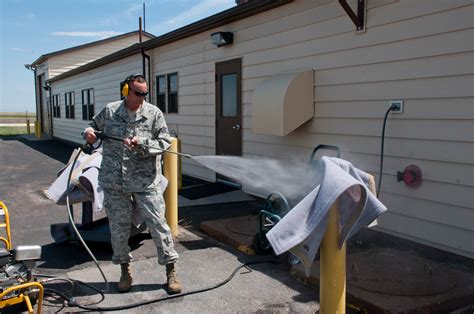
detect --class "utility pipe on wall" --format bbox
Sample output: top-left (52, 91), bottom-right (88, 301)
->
top-left (139, 16), bottom-right (152, 101)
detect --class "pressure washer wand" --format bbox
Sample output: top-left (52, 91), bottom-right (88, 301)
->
top-left (94, 131), bottom-right (193, 158)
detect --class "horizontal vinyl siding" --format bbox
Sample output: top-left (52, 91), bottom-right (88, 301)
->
top-left (376, 211), bottom-right (474, 257)
top-left (148, 0), bottom-right (473, 256)
top-left (50, 55), bottom-right (143, 143)
top-left (48, 34), bottom-right (148, 78)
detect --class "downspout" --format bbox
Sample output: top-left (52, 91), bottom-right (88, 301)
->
top-left (45, 83), bottom-right (52, 136)
top-left (25, 64), bottom-right (39, 130)
top-left (34, 68), bottom-right (40, 131)
top-left (139, 17), bottom-right (152, 101)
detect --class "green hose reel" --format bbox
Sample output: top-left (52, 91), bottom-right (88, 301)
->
top-left (251, 144), bottom-right (341, 256)
top-left (252, 192), bottom-right (290, 255)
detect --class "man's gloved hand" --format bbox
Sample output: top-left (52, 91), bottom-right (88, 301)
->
top-left (124, 136), bottom-right (140, 149)
top-left (84, 127), bottom-right (97, 144)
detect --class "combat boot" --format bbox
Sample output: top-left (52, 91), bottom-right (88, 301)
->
top-left (166, 263), bottom-right (182, 294)
top-left (118, 263), bottom-right (133, 292)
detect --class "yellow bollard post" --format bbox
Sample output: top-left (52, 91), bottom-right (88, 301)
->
top-left (26, 119), bottom-right (31, 134)
top-left (34, 121), bottom-right (41, 139)
top-left (163, 137), bottom-right (178, 237)
top-left (319, 175), bottom-right (376, 313)
top-left (320, 199), bottom-right (345, 313)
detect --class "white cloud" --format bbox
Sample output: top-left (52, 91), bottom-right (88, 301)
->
top-left (10, 47), bottom-right (30, 52)
top-left (52, 31), bottom-right (122, 39)
top-left (149, 0), bottom-right (234, 35)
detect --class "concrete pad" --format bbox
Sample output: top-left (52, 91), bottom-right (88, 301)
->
top-left (200, 215), bottom-right (259, 255)
top-left (291, 248), bottom-right (474, 312)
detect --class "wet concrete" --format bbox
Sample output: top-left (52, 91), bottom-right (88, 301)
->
top-left (198, 201), bottom-right (474, 312)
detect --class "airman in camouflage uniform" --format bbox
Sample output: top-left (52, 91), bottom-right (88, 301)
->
top-left (83, 74), bottom-right (181, 294)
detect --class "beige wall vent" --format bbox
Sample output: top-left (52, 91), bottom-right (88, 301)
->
top-left (251, 70), bottom-right (314, 136)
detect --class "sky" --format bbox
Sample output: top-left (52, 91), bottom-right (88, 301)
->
top-left (0, 0), bottom-right (236, 113)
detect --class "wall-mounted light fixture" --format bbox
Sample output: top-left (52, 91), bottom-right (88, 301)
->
top-left (24, 64), bottom-right (36, 71)
top-left (211, 31), bottom-right (233, 47)
top-left (43, 82), bottom-right (51, 91)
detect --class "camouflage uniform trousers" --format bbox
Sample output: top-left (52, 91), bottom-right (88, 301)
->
top-left (103, 188), bottom-right (179, 265)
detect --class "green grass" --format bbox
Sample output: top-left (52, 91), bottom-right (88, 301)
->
top-left (0, 115), bottom-right (35, 119)
top-left (0, 126), bottom-right (29, 135)
top-left (0, 112), bottom-right (35, 119)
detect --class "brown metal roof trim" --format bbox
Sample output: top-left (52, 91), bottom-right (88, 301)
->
top-left (47, 0), bottom-right (292, 83)
top-left (141, 0), bottom-right (292, 50)
top-left (31, 30), bottom-right (155, 66)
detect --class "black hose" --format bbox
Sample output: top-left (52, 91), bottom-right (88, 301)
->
top-left (64, 144), bottom-right (109, 292)
top-left (377, 106), bottom-right (394, 198)
top-left (48, 260), bottom-right (278, 312)
top-left (35, 273), bottom-right (106, 305)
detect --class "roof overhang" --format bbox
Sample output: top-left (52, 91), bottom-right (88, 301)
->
top-left (32, 30), bottom-right (155, 67)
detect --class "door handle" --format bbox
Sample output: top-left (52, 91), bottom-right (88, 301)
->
top-left (232, 124), bottom-right (241, 131)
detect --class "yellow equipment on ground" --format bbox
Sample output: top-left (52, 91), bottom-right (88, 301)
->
top-left (0, 282), bottom-right (44, 314)
top-left (0, 201), bottom-right (12, 250)
top-left (0, 201), bottom-right (44, 314)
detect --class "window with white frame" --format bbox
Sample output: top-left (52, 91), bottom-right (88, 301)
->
top-left (155, 73), bottom-right (178, 113)
top-left (52, 94), bottom-right (60, 118)
top-left (81, 88), bottom-right (95, 120)
top-left (64, 91), bottom-right (75, 119)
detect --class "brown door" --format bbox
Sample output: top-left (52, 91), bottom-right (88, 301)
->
top-left (215, 58), bottom-right (242, 184)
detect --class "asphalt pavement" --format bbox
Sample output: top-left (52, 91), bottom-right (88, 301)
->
top-left (0, 135), bottom-right (320, 313)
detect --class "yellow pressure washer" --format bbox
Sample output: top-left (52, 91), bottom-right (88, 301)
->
top-left (0, 201), bottom-right (44, 314)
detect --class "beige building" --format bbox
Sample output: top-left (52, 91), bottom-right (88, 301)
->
top-left (27, 30), bottom-right (154, 135)
top-left (35, 0), bottom-right (473, 258)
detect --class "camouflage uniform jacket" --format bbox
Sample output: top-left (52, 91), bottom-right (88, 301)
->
top-left (89, 100), bottom-right (171, 192)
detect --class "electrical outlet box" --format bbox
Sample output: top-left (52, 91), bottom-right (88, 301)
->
top-left (390, 100), bottom-right (404, 113)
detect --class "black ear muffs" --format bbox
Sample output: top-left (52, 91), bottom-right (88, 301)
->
top-left (121, 74), bottom-right (145, 97)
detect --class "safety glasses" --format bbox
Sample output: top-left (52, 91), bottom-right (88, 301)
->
top-left (132, 89), bottom-right (148, 97)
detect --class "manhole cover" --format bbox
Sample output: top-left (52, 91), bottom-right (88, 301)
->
top-left (348, 248), bottom-right (457, 296)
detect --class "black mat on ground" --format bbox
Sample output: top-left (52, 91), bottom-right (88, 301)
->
top-left (182, 175), bottom-right (206, 188)
top-left (179, 182), bottom-right (239, 200)
top-left (179, 200), bottom-right (264, 228)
